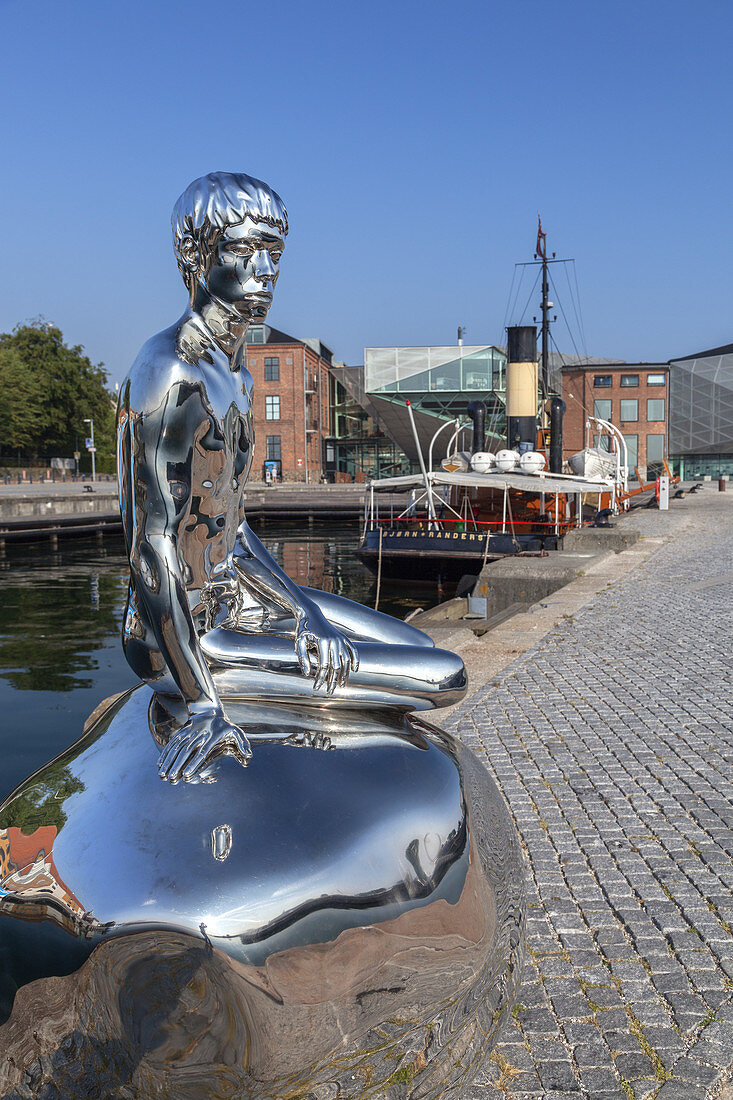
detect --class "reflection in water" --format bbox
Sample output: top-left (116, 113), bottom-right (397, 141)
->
top-left (0, 525), bottom-right (443, 800)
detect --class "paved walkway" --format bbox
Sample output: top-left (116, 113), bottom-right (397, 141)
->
top-left (447, 491), bottom-right (733, 1099)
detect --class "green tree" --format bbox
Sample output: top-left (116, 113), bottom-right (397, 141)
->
top-left (0, 346), bottom-right (46, 454)
top-left (0, 320), bottom-right (115, 468)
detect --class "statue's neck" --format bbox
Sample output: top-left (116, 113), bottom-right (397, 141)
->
top-left (179, 293), bottom-right (247, 370)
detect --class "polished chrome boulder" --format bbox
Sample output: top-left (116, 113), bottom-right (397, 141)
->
top-left (0, 687), bottom-right (524, 1098)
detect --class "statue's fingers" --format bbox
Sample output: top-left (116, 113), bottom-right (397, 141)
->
top-left (295, 636), bottom-right (312, 677)
top-left (163, 739), bottom-right (197, 783)
top-left (348, 640), bottom-right (360, 673)
top-left (313, 642), bottom-right (329, 691)
top-left (182, 740), bottom-right (215, 782)
top-left (313, 668), bottom-right (327, 692)
top-left (326, 643), bottom-right (338, 694)
top-left (233, 726), bottom-right (253, 760)
top-left (337, 645), bottom-right (349, 687)
top-left (172, 731), bottom-right (210, 782)
top-left (158, 731), bottom-right (186, 777)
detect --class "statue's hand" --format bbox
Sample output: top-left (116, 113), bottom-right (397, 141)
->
top-left (295, 613), bottom-right (359, 694)
top-left (158, 709), bottom-right (252, 783)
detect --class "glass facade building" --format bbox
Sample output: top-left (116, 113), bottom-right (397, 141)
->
top-left (362, 345), bottom-right (508, 462)
top-left (669, 344), bottom-right (733, 478)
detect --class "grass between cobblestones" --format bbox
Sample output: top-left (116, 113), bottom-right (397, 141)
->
top-left (446, 494), bottom-right (733, 1099)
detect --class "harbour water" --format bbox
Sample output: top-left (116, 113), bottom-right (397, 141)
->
top-left (0, 522), bottom-right (442, 800)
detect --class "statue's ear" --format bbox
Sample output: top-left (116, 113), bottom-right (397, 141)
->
top-left (178, 233), bottom-right (199, 275)
top-left (178, 232), bottom-right (204, 306)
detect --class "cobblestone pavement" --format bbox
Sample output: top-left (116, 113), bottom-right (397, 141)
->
top-left (447, 493), bottom-right (733, 1100)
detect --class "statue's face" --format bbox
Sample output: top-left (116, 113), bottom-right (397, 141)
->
top-left (205, 218), bottom-right (285, 319)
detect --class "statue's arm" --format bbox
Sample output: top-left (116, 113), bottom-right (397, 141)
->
top-left (129, 392), bottom-right (219, 714)
top-left (234, 521), bottom-right (358, 692)
top-left (127, 381), bottom-right (250, 779)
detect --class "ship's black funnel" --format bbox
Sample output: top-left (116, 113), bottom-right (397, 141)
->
top-left (506, 326), bottom-right (539, 452)
top-left (507, 326), bottom-right (537, 363)
top-left (467, 401), bottom-right (486, 454)
top-left (549, 396), bottom-right (566, 473)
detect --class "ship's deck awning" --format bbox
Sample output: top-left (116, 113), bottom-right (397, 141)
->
top-left (368, 469), bottom-right (615, 496)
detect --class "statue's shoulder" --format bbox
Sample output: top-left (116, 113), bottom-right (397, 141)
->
top-left (123, 323), bottom-right (202, 408)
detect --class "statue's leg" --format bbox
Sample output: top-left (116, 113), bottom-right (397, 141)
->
top-left (122, 585), bottom-right (179, 696)
top-left (200, 630), bottom-right (466, 712)
top-left (263, 586), bottom-right (436, 648)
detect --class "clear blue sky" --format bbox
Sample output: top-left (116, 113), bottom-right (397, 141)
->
top-left (1, 0), bottom-right (731, 385)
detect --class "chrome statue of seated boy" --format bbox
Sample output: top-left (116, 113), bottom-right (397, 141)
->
top-left (117, 172), bottom-right (466, 783)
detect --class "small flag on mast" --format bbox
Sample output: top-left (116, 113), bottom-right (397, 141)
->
top-left (536, 215), bottom-right (546, 259)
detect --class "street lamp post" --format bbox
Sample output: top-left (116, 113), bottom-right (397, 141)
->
top-left (84, 418), bottom-right (96, 482)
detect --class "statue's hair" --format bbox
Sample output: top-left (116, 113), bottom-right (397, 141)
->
top-left (171, 172), bottom-right (288, 285)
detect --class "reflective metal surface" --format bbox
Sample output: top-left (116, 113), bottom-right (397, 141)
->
top-left (116, 171), bottom-right (466, 782)
top-left (0, 687), bottom-right (524, 1098)
top-left (0, 173), bottom-right (524, 1096)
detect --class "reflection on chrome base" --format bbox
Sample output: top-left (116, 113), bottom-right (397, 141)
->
top-left (0, 687), bottom-right (524, 1097)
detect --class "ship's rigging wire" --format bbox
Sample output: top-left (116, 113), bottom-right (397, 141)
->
top-left (549, 266), bottom-right (586, 364)
top-left (548, 331), bottom-right (592, 418)
top-left (568, 260), bottom-right (588, 358)
top-left (503, 265), bottom-right (540, 329)
top-left (503, 264), bottom-right (519, 328)
top-left (504, 256), bottom-right (588, 367)
top-left (517, 269), bottom-right (541, 329)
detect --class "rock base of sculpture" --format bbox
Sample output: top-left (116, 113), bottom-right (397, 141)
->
top-left (0, 687), bottom-right (525, 1099)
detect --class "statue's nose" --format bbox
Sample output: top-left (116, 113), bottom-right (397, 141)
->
top-left (253, 251), bottom-right (275, 282)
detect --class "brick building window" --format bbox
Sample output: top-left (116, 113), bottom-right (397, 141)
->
top-left (647, 373), bottom-right (665, 386)
top-left (620, 399), bottom-right (638, 422)
top-left (594, 374), bottom-right (612, 387)
top-left (647, 434), bottom-right (665, 473)
top-left (265, 395), bottom-right (280, 420)
top-left (647, 398), bottom-right (665, 421)
top-left (623, 434), bottom-right (638, 469)
top-left (620, 374), bottom-right (639, 387)
top-left (594, 399), bottom-right (612, 421)
top-left (264, 357), bottom-right (279, 381)
top-left (266, 435), bottom-right (281, 461)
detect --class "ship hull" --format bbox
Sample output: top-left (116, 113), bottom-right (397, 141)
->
top-left (357, 528), bottom-right (556, 580)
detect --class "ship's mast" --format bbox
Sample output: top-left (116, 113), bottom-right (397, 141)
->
top-left (534, 214), bottom-right (552, 397)
top-left (540, 242), bottom-right (550, 396)
top-left (517, 218), bottom-right (567, 399)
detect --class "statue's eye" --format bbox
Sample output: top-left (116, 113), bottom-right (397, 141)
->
top-left (271, 251), bottom-right (282, 263)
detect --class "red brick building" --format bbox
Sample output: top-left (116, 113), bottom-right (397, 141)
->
top-left (561, 363), bottom-right (669, 480)
top-left (244, 324), bottom-right (333, 482)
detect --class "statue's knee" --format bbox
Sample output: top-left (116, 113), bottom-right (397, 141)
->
top-left (427, 649), bottom-right (467, 692)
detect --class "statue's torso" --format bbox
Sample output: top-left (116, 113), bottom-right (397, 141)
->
top-left (119, 321), bottom-right (255, 632)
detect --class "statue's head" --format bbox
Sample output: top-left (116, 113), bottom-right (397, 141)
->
top-left (172, 172), bottom-right (288, 317)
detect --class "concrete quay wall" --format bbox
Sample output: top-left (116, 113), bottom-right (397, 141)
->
top-left (0, 482), bottom-right (370, 522)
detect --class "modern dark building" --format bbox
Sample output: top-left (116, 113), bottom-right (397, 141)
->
top-left (668, 343), bottom-right (733, 478)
